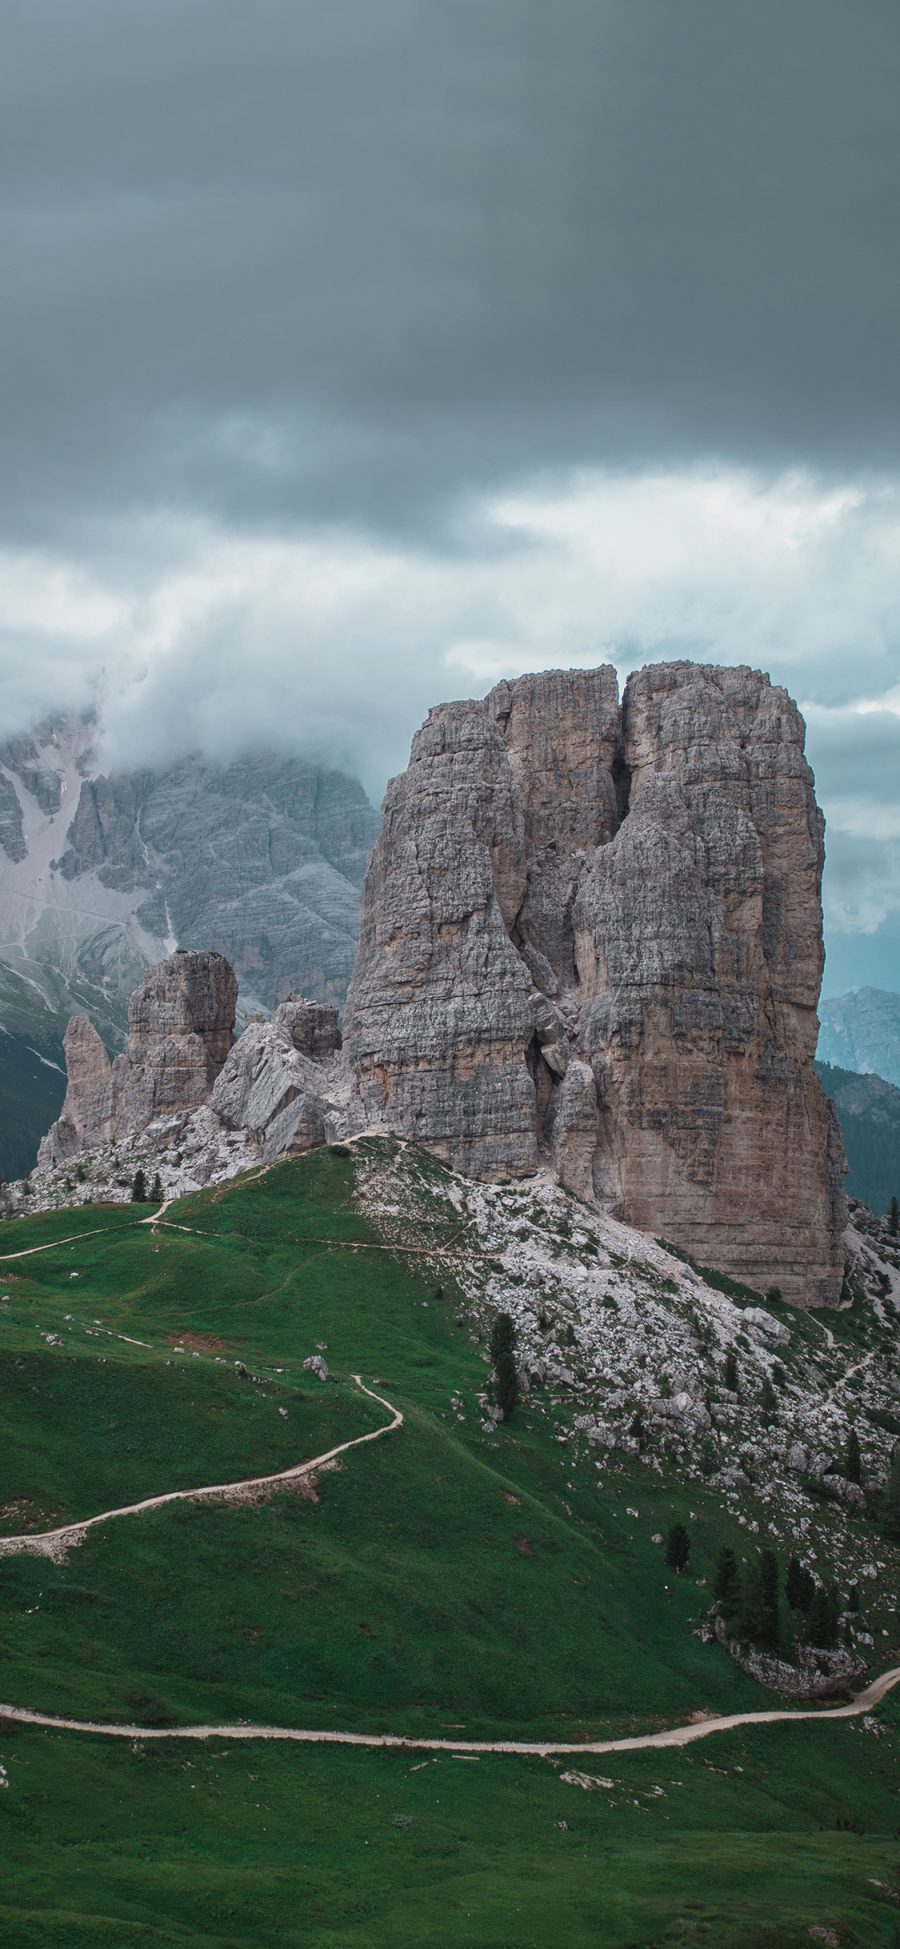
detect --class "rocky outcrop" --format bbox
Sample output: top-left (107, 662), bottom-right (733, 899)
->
top-left (38, 1014), bottom-right (116, 1162)
top-left (38, 956), bottom-right (342, 1174)
top-left (210, 1003), bottom-right (340, 1160)
top-left (39, 951), bottom-right (237, 1164)
top-left (31, 662), bottom-right (847, 1307)
top-left (274, 997), bottom-right (341, 1063)
top-left (343, 662), bottom-right (846, 1305)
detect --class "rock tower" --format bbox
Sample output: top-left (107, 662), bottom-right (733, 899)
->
top-left (39, 950), bottom-right (237, 1163)
top-left (343, 662), bottom-right (846, 1304)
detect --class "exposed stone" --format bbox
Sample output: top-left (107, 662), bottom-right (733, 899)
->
top-left (39, 951), bottom-right (237, 1163)
top-left (743, 1307), bottom-right (791, 1345)
top-left (302, 1355), bottom-right (329, 1381)
top-left (39, 1014), bottom-right (115, 1162)
top-left (713, 1612), bottom-right (864, 1698)
top-left (343, 662), bottom-right (846, 1304)
top-left (274, 997), bottom-right (341, 1062)
top-left (210, 1013), bottom-right (336, 1161)
top-left (829, 1475), bottom-right (866, 1509)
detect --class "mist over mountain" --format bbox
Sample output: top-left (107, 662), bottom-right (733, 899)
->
top-left (0, 713), bottom-right (377, 1178)
top-left (818, 988), bottom-right (900, 1091)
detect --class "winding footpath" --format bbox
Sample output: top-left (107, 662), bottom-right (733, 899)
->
top-left (1, 1667), bottom-right (898, 1759)
top-left (1, 1268), bottom-right (898, 1759)
top-left (0, 1371), bottom-right (898, 1760)
top-left (0, 1377), bottom-right (402, 1563)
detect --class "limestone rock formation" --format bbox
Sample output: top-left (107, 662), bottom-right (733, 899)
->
top-left (31, 662), bottom-right (847, 1307)
top-left (38, 1013), bottom-right (116, 1163)
top-left (343, 662), bottom-right (846, 1305)
top-left (0, 714), bottom-right (378, 1181)
top-left (210, 1001), bottom-right (340, 1160)
top-left (39, 951), bottom-right (237, 1164)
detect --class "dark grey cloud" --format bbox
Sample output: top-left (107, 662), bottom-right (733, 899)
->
top-left (3, 0), bottom-right (900, 547)
top-left (2, 1), bottom-right (900, 993)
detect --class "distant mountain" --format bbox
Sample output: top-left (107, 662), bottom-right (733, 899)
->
top-left (814, 1059), bottom-right (900, 1219)
top-left (0, 715), bottom-right (378, 1179)
top-left (818, 987), bottom-right (900, 1090)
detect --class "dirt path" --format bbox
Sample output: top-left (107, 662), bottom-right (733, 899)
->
top-left (0, 1223), bottom-right (123, 1262)
top-left (2, 1666), bottom-right (897, 1758)
top-left (823, 1346), bottom-right (878, 1408)
top-left (0, 1377), bottom-right (401, 1562)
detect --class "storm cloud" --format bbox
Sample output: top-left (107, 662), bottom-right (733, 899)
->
top-left (1, 0), bottom-right (899, 991)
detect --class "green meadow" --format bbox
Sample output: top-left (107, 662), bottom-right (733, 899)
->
top-left (0, 1143), bottom-right (898, 1945)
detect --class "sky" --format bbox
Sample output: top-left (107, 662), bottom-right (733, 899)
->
top-left (1, 0), bottom-right (899, 996)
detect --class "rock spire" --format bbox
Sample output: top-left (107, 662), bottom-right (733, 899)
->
top-left (343, 662), bottom-right (846, 1305)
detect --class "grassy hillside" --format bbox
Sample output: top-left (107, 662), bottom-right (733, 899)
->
top-left (1, 1144), bottom-right (898, 1945)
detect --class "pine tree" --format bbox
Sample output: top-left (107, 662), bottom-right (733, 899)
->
top-left (723, 1349), bottom-right (739, 1393)
top-left (490, 1312), bottom-right (515, 1362)
top-left (760, 1374), bottom-right (777, 1422)
top-left (737, 1563), bottom-right (768, 1645)
top-left (131, 1167), bottom-right (147, 1203)
top-left (151, 1173), bottom-right (163, 1203)
top-left (786, 1555), bottom-right (815, 1611)
top-left (490, 1312), bottom-right (518, 1422)
top-left (807, 1582), bottom-right (840, 1649)
top-left (665, 1523), bottom-right (691, 1574)
top-left (759, 1548), bottom-right (780, 1648)
top-left (880, 1450), bottom-right (900, 1544)
top-left (844, 1427), bottom-right (862, 1486)
top-left (713, 1546), bottom-right (740, 1616)
top-left (889, 1194), bottom-right (899, 1238)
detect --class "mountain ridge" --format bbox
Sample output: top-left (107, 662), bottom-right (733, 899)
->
top-left (0, 714), bottom-right (377, 1178)
top-left (819, 986), bottom-right (900, 1090)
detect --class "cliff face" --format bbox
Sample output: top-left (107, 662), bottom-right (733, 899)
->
top-left (34, 663), bottom-right (847, 1306)
top-left (344, 662), bottom-right (846, 1305)
top-left (39, 951), bottom-right (237, 1164)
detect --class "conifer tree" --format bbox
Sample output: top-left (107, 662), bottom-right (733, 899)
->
top-left (131, 1167), bottom-right (147, 1203)
top-left (151, 1173), bottom-right (163, 1203)
top-left (490, 1312), bottom-right (518, 1421)
top-left (713, 1546), bottom-right (740, 1616)
top-left (880, 1450), bottom-right (900, 1543)
top-left (760, 1374), bottom-right (777, 1422)
top-left (665, 1523), bottom-right (691, 1574)
top-left (807, 1582), bottom-right (840, 1649)
top-left (844, 1427), bottom-right (862, 1485)
top-left (737, 1562), bottom-right (768, 1645)
top-left (759, 1548), bottom-right (780, 1648)
top-left (889, 1194), bottom-right (899, 1238)
top-left (786, 1555), bottom-right (814, 1611)
top-left (723, 1349), bottom-right (739, 1393)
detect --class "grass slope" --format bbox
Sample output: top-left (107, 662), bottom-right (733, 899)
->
top-left (1, 1144), bottom-right (898, 1945)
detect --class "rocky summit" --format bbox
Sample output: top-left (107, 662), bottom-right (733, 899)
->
top-left (25, 663), bottom-right (846, 1309)
top-left (344, 662), bottom-right (846, 1306)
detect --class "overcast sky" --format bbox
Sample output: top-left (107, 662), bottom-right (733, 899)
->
top-left (2, 0), bottom-right (899, 995)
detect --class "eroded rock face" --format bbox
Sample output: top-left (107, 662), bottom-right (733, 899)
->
top-left (344, 662), bottom-right (846, 1304)
top-left (210, 1006), bottom-right (339, 1160)
top-left (39, 951), bottom-right (237, 1163)
top-left (39, 1014), bottom-right (115, 1162)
